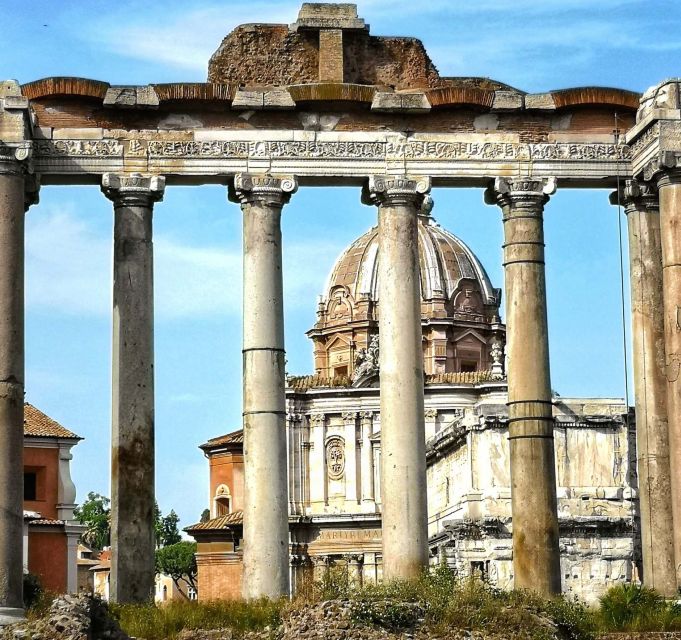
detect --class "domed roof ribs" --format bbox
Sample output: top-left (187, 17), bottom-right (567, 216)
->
top-left (436, 226), bottom-right (497, 306)
top-left (417, 221), bottom-right (440, 299)
top-left (355, 226), bottom-right (379, 299)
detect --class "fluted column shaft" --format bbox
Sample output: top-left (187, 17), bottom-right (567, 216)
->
top-left (612, 180), bottom-right (676, 595)
top-left (230, 174), bottom-right (297, 599)
top-left (363, 175), bottom-right (430, 580)
top-left (0, 147), bottom-right (34, 621)
top-left (657, 169), bottom-right (681, 586)
top-left (485, 177), bottom-right (561, 596)
top-left (102, 173), bottom-right (164, 604)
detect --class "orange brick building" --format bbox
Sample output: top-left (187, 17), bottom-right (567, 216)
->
top-left (185, 431), bottom-right (244, 601)
top-left (23, 403), bottom-right (83, 594)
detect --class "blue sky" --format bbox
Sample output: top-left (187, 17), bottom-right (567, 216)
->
top-left (3, 1), bottom-right (680, 530)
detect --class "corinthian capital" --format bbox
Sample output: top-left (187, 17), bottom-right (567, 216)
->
top-left (229, 174), bottom-right (298, 207)
top-left (609, 179), bottom-right (658, 215)
top-left (101, 173), bottom-right (166, 207)
top-left (484, 176), bottom-right (556, 210)
top-left (361, 175), bottom-right (431, 208)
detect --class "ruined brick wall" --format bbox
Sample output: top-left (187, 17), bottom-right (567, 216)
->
top-left (208, 25), bottom-right (319, 86)
top-left (343, 35), bottom-right (444, 89)
top-left (208, 25), bottom-right (445, 89)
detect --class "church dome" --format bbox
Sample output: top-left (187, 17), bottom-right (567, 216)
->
top-left (323, 213), bottom-right (499, 306)
top-left (307, 210), bottom-right (505, 382)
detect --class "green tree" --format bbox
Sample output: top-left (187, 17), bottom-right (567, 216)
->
top-left (74, 492), bottom-right (110, 550)
top-left (160, 510), bottom-right (182, 547)
top-left (200, 508), bottom-right (210, 523)
top-left (155, 541), bottom-right (198, 598)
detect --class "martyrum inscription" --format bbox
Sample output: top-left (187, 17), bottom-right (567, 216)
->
top-left (35, 138), bottom-right (631, 162)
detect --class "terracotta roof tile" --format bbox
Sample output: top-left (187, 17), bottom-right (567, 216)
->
top-left (199, 430), bottom-right (243, 450)
top-left (24, 404), bottom-right (80, 439)
top-left (185, 510), bottom-right (243, 532)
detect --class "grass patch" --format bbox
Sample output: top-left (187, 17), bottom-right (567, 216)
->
top-left (110, 597), bottom-right (283, 640)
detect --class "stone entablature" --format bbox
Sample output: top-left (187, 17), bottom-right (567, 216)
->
top-left (29, 130), bottom-right (632, 184)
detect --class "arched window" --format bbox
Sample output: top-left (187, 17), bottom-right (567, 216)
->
top-left (214, 484), bottom-right (231, 517)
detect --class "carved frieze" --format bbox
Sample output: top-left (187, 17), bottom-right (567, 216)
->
top-left (35, 139), bottom-right (124, 157)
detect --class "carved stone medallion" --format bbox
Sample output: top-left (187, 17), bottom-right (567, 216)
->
top-left (325, 436), bottom-right (345, 480)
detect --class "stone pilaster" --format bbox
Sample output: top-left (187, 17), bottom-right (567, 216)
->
top-left (102, 172), bottom-right (165, 604)
top-left (362, 175), bottom-right (431, 581)
top-left (0, 142), bottom-right (34, 623)
top-left (229, 173), bottom-right (297, 600)
top-left (359, 411), bottom-right (375, 506)
top-left (627, 80), bottom-right (681, 587)
top-left (484, 176), bottom-right (561, 596)
top-left (610, 180), bottom-right (676, 595)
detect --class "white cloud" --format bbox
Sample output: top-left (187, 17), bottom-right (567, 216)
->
top-left (26, 205), bottom-right (342, 320)
top-left (82, 2), bottom-right (301, 73)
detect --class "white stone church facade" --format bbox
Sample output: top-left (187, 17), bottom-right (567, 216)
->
top-left (194, 207), bottom-right (636, 603)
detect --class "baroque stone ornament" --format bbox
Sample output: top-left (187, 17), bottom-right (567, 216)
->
top-left (101, 173), bottom-right (166, 207)
top-left (229, 173), bottom-right (298, 207)
top-left (352, 334), bottom-right (380, 385)
top-left (490, 339), bottom-right (505, 380)
top-left (325, 435), bottom-right (345, 480)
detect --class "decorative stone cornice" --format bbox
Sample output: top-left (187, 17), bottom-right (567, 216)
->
top-left (101, 173), bottom-right (166, 207)
top-left (484, 176), bottom-right (556, 211)
top-left (609, 179), bottom-right (658, 215)
top-left (361, 175), bottom-right (431, 208)
top-left (627, 80), bottom-right (681, 182)
top-left (229, 173), bottom-right (298, 208)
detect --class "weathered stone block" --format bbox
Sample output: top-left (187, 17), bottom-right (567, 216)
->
top-left (492, 90), bottom-right (523, 110)
top-left (103, 86), bottom-right (159, 109)
top-left (371, 92), bottom-right (430, 112)
top-left (291, 3), bottom-right (368, 32)
top-left (525, 93), bottom-right (556, 110)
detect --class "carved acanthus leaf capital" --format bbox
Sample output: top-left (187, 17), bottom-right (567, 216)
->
top-left (101, 173), bottom-right (166, 207)
top-left (309, 413), bottom-right (326, 426)
top-left (361, 175), bottom-right (431, 208)
top-left (484, 176), bottom-right (556, 211)
top-left (229, 173), bottom-right (298, 208)
top-left (609, 179), bottom-right (658, 214)
top-left (341, 411), bottom-right (358, 422)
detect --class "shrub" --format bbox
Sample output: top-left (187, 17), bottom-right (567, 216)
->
top-left (597, 583), bottom-right (681, 631)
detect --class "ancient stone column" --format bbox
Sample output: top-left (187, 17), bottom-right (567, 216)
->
top-left (656, 168), bottom-right (681, 586)
top-left (484, 177), bottom-right (561, 596)
top-left (611, 180), bottom-right (676, 595)
top-left (229, 173), bottom-right (297, 599)
top-left (362, 175), bottom-right (430, 581)
top-left (102, 173), bottom-right (165, 604)
top-left (0, 144), bottom-right (34, 623)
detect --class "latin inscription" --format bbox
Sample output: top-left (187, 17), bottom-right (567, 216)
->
top-left (34, 138), bottom-right (631, 163)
